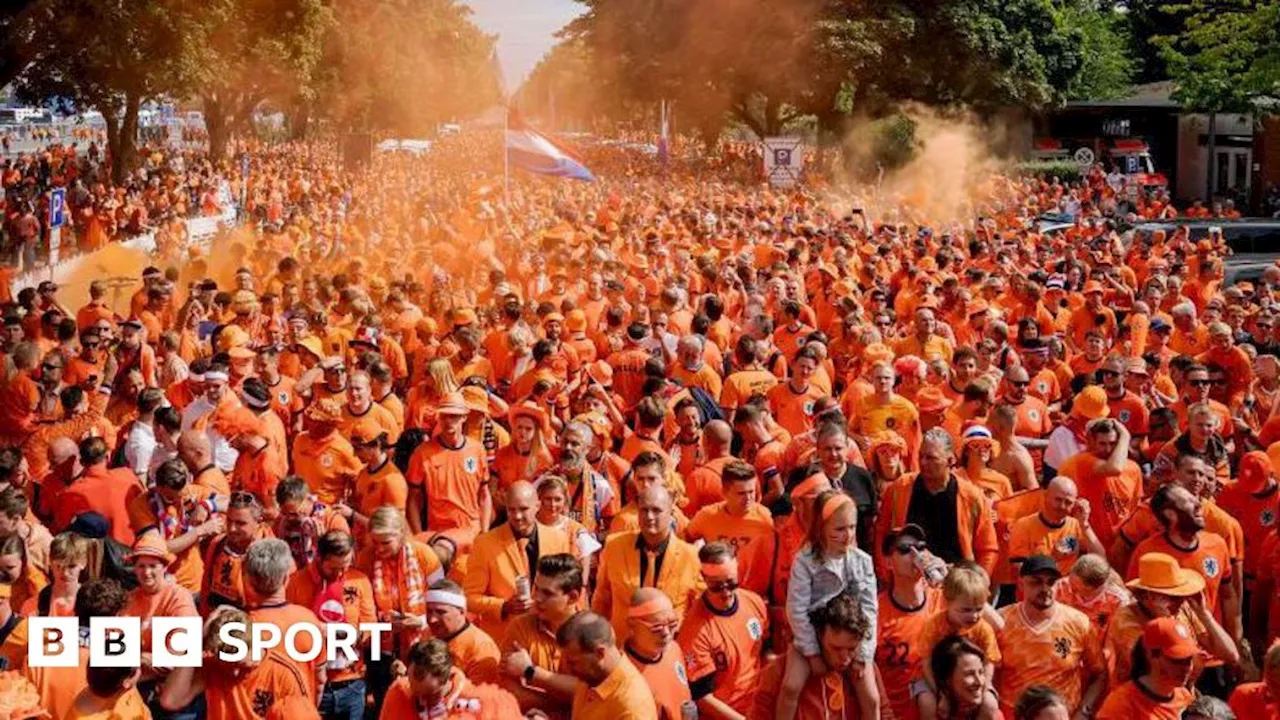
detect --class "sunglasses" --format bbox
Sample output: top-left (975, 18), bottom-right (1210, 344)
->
top-left (707, 579), bottom-right (738, 593)
top-left (1098, 369), bottom-right (1120, 377)
top-left (893, 542), bottom-right (925, 555)
top-left (1190, 379), bottom-right (1212, 387)
top-left (1008, 380), bottom-right (1030, 388)
top-left (230, 491), bottom-right (260, 507)
top-left (42, 363), bottom-right (61, 371)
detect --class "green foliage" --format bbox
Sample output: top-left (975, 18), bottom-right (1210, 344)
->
top-left (1056, 2), bottom-right (1134, 100)
top-left (871, 113), bottom-right (919, 170)
top-left (1013, 160), bottom-right (1084, 180)
top-left (1159, 0), bottom-right (1280, 113)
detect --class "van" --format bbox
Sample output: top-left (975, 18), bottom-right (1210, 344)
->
top-left (1132, 219), bottom-right (1280, 255)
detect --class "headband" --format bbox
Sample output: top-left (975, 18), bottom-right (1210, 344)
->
top-left (424, 590), bottom-right (467, 610)
top-left (700, 561), bottom-right (738, 582)
top-left (791, 474), bottom-right (828, 501)
top-left (204, 371), bottom-right (229, 382)
top-left (627, 597), bottom-right (674, 619)
top-left (821, 493), bottom-right (854, 523)
top-left (244, 395), bottom-right (270, 411)
top-left (188, 373), bottom-right (205, 382)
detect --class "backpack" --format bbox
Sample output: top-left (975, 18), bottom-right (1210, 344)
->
top-left (687, 386), bottom-right (724, 425)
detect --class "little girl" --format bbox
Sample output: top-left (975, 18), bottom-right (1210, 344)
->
top-left (779, 489), bottom-right (880, 720)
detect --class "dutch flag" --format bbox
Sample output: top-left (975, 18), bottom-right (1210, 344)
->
top-left (506, 108), bottom-right (596, 182)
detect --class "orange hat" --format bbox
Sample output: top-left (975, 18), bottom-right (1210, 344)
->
top-left (305, 397), bottom-right (344, 424)
top-left (586, 360), bottom-right (613, 387)
top-left (1126, 552), bottom-right (1204, 597)
top-left (1238, 451), bottom-right (1274, 493)
top-left (452, 308), bottom-right (478, 328)
top-left (129, 532), bottom-right (176, 566)
top-left (217, 325), bottom-right (251, 352)
top-left (565, 309), bottom-right (588, 332)
top-left (295, 336), bottom-right (324, 359)
top-left (1071, 386), bottom-right (1110, 421)
top-left (966, 299), bottom-right (989, 316)
top-left (1083, 281), bottom-right (1104, 295)
top-left (350, 419), bottom-right (388, 446)
top-left (914, 386), bottom-right (953, 414)
top-left (868, 431), bottom-right (907, 457)
top-left (1142, 617), bottom-right (1199, 660)
top-left (461, 385), bottom-right (491, 415)
top-left (510, 402), bottom-right (552, 437)
top-left (436, 391), bottom-right (470, 416)
top-left (861, 343), bottom-right (895, 366)
top-left (417, 317), bottom-right (439, 336)
top-left (228, 346), bottom-right (257, 361)
top-left (543, 312), bottom-right (566, 325)
top-left (573, 412), bottom-right (611, 442)
top-left (213, 407), bottom-right (264, 440)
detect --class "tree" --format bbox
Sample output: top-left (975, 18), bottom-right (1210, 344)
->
top-left (0, 1), bottom-right (47, 91)
top-left (187, 0), bottom-right (331, 158)
top-left (1057, 1), bottom-right (1134, 101)
top-left (17, 0), bottom-right (199, 184)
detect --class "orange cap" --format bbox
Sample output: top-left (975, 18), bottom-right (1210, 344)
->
top-left (1071, 386), bottom-right (1110, 421)
top-left (1142, 617), bottom-right (1199, 660)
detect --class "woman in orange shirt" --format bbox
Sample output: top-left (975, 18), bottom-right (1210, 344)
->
top-left (492, 403), bottom-right (553, 506)
top-left (0, 534), bottom-right (45, 612)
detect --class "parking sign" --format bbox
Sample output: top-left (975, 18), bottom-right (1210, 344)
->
top-left (49, 188), bottom-right (66, 228)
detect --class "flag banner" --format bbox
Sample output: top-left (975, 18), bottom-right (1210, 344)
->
top-left (506, 109), bottom-right (596, 182)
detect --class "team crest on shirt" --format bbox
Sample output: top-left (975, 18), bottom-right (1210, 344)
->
top-left (252, 690), bottom-right (275, 717)
top-left (803, 401), bottom-right (815, 416)
top-left (1027, 409), bottom-right (1040, 423)
top-left (1053, 637), bottom-right (1070, 659)
top-left (1203, 557), bottom-right (1220, 578)
top-left (321, 453), bottom-right (334, 468)
top-left (1262, 509), bottom-right (1277, 528)
top-left (464, 456), bottom-right (478, 474)
top-left (675, 660), bottom-right (689, 686)
top-left (746, 617), bottom-right (763, 641)
top-left (1118, 409), bottom-right (1131, 423)
top-left (278, 391), bottom-right (289, 404)
top-left (1056, 536), bottom-right (1079, 555)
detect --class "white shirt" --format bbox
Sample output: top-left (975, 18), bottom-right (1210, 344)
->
top-left (181, 397), bottom-right (240, 472)
top-left (124, 421), bottom-right (157, 479)
top-left (1044, 425), bottom-right (1083, 472)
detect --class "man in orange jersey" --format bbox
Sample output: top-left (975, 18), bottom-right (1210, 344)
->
top-left (1007, 476), bottom-right (1106, 578)
top-left (464, 481), bottom-right (573, 641)
top-left (1096, 617), bottom-right (1196, 719)
top-left (684, 460), bottom-right (776, 598)
top-left (683, 420), bottom-right (734, 517)
top-left (423, 578), bottom-right (501, 684)
top-left (1054, 418), bottom-right (1140, 552)
top-left (290, 397), bottom-right (361, 505)
top-left (996, 555), bottom-right (1105, 717)
top-left (750, 591), bottom-right (870, 720)
top-left (50, 436), bottom-right (141, 546)
top-left (1124, 485), bottom-right (1242, 657)
top-left (335, 422), bottom-right (407, 539)
top-left (720, 336), bottom-right (779, 415)
top-left (500, 553), bottom-right (585, 716)
top-left (125, 458), bottom-right (224, 594)
top-left (378, 638), bottom-right (522, 719)
top-left (284, 530), bottom-right (376, 719)
top-left (339, 369), bottom-right (400, 445)
top-left (1099, 354), bottom-right (1150, 440)
top-left (849, 361), bottom-right (922, 471)
top-left (767, 344), bottom-right (826, 437)
top-left (626, 587), bottom-right (694, 720)
top-left (678, 541), bottom-right (769, 719)
top-left (202, 490), bottom-right (272, 611)
top-left (732, 402), bottom-right (790, 508)
top-left (121, 533), bottom-right (200, 715)
top-left (273, 476), bottom-right (350, 573)
top-left (558, 611), bottom-right (659, 720)
top-left (874, 524), bottom-right (945, 720)
top-left (671, 334), bottom-right (723, 402)
top-left (406, 391), bottom-right (491, 536)
top-left (244, 538), bottom-right (327, 700)
top-left (594, 485), bottom-right (703, 643)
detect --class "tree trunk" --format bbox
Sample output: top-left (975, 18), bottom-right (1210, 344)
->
top-left (112, 92), bottom-right (141, 186)
top-left (288, 102), bottom-right (311, 140)
top-left (205, 96), bottom-right (229, 160)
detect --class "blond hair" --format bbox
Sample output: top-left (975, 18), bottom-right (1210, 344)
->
top-left (942, 563), bottom-right (990, 604)
top-left (1070, 553), bottom-right (1115, 588)
top-left (369, 506), bottom-right (406, 537)
top-left (49, 533), bottom-right (88, 566)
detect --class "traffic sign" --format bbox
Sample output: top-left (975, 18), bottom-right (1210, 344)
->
top-left (49, 188), bottom-right (66, 228)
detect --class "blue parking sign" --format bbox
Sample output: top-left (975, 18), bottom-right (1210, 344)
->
top-left (49, 188), bottom-right (66, 228)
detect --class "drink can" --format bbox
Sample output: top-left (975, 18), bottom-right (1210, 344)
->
top-left (514, 575), bottom-right (530, 599)
top-left (680, 701), bottom-right (699, 720)
top-left (912, 548), bottom-right (947, 587)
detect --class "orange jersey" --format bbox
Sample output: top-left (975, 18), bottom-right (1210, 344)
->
top-left (125, 486), bottom-right (217, 593)
top-left (248, 604), bottom-right (326, 700)
top-left (1229, 682), bottom-right (1280, 719)
top-left (684, 503), bottom-right (776, 598)
top-left (1096, 681), bottom-right (1192, 720)
top-left (917, 611), bottom-right (1002, 676)
top-left (1054, 453), bottom-right (1142, 550)
top-left (446, 623), bottom-right (502, 685)
top-left (283, 567), bottom-right (377, 683)
top-left (767, 382), bottom-right (827, 437)
top-left (202, 528), bottom-right (273, 612)
top-left (1008, 513), bottom-right (1088, 578)
top-left (290, 431), bottom-right (362, 505)
top-left (995, 603), bottom-right (1104, 716)
top-left (676, 589), bottom-right (769, 709)
top-left (1215, 483), bottom-right (1279, 578)
top-left (500, 613), bottom-right (570, 716)
top-left (749, 658), bottom-right (856, 720)
top-left (876, 587), bottom-right (945, 720)
top-left (570, 658), bottom-right (659, 720)
top-left (720, 369), bottom-right (778, 411)
top-left (406, 437), bottom-right (489, 534)
top-left (1053, 579), bottom-right (1131, 633)
top-left (350, 458), bottom-right (409, 528)
top-left (682, 457), bottom-right (732, 518)
top-left (626, 643), bottom-right (693, 720)
top-left (1126, 532), bottom-right (1232, 617)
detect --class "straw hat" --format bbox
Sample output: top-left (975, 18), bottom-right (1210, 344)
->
top-left (436, 392), bottom-right (470, 417)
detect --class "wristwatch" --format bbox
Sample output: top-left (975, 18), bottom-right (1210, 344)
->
top-left (523, 664), bottom-right (536, 683)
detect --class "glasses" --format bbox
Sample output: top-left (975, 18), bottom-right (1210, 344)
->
top-left (707, 579), bottom-right (738, 593)
top-left (1190, 379), bottom-right (1212, 387)
top-left (42, 364), bottom-right (61, 371)
top-left (1008, 380), bottom-right (1030, 388)
top-left (893, 543), bottom-right (925, 555)
top-left (1098, 369), bottom-right (1120, 378)
top-left (229, 491), bottom-right (260, 507)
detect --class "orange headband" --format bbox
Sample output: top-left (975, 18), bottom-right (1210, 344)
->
top-left (792, 474), bottom-right (828, 501)
top-left (628, 597), bottom-right (674, 619)
top-left (700, 561), bottom-right (738, 581)
top-left (821, 493), bottom-right (854, 523)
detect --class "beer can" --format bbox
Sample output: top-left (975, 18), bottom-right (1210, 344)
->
top-left (680, 700), bottom-right (699, 720)
top-left (514, 575), bottom-right (530, 599)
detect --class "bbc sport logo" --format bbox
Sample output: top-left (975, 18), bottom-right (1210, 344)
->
top-left (27, 617), bottom-right (393, 667)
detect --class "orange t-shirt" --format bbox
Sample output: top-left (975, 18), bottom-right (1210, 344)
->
top-left (122, 582), bottom-right (199, 652)
top-left (1053, 453), bottom-right (1142, 551)
top-left (749, 658), bottom-right (852, 720)
top-left (767, 382), bottom-right (826, 437)
top-left (995, 603), bottom-right (1104, 716)
top-left (917, 611), bottom-right (1002, 677)
top-left (62, 687), bottom-right (150, 720)
top-left (290, 431), bottom-right (362, 505)
top-left (249, 604), bottom-right (325, 700)
top-left (627, 642), bottom-right (693, 720)
top-left (875, 587), bottom-right (945, 720)
top-left (1007, 513), bottom-right (1088, 578)
top-left (683, 457), bottom-right (732, 518)
top-left (1229, 682), bottom-right (1280, 719)
top-left (284, 567), bottom-right (377, 683)
top-left (447, 623), bottom-right (502, 685)
top-left (720, 369), bottom-right (779, 411)
top-left (685, 503), bottom-right (776, 598)
top-left (676, 589), bottom-right (769, 710)
top-left (1126, 532), bottom-right (1232, 617)
top-left (1096, 681), bottom-right (1192, 720)
top-left (201, 528), bottom-right (274, 612)
top-left (202, 651), bottom-right (313, 720)
top-left (23, 647), bottom-right (89, 720)
top-left (406, 437), bottom-right (489, 534)
top-left (126, 486), bottom-right (217, 592)
top-left (350, 458), bottom-right (408, 535)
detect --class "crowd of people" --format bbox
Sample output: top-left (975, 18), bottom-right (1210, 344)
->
top-left (0, 129), bottom-right (1276, 720)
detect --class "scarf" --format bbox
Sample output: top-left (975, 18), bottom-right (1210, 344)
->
top-left (372, 540), bottom-right (428, 652)
top-left (275, 497), bottom-right (327, 567)
top-left (147, 489), bottom-right (215, 540)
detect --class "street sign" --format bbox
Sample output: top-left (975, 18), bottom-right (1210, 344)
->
top-left (49, 188), bottom-right (66, 228)
top-left (763, 137), bottom-right (804, 188)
